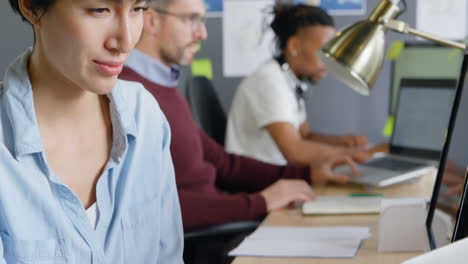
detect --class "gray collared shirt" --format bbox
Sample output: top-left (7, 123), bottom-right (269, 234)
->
top-left (124, 49), bottom-right (180, 87)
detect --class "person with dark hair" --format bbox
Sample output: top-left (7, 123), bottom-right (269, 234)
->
top-left (1, 0), bottom-right (184, 263)
top-left (225, 3), bottom-right (370, 166)
top-left (118, 0), bottom-right (360, 262)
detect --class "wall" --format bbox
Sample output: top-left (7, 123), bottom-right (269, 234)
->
top-left (191, 0), bottom-right (423, 144)
top-left (0, 2), bottom-right (33, 76)
top-left (1, 0), bottom-right (465, 144)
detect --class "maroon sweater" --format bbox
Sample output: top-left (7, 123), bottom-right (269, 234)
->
top-left (120, 67), bottom-right (310, 229)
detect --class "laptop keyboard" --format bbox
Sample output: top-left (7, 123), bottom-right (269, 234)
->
top-left (365, 157), bottom-right (425, 172)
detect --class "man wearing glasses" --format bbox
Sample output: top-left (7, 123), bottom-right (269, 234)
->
top-left (119, 0), bottom-right (358, 263)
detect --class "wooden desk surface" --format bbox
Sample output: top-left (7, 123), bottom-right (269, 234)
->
top-left (233, 171), bottom-right (436, 264)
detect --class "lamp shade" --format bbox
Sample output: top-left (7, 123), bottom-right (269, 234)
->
top-left (319, 21), bottom-right (386, 95)
top-left (319, 0), bottom-right (400, 95)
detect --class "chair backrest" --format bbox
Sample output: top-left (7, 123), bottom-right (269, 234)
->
top-left (186, 76), bottom-right (227, 145)
top-left (184, 220), bottom-right (260, 240)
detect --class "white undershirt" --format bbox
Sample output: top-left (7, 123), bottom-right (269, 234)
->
top-left (85, 202), bottom-right (99, 229)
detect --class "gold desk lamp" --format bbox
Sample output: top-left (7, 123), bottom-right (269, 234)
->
top-left (319, 0), bottom-right (468, 96)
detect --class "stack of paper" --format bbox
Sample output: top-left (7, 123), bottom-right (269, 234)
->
top-left (228, 226), bottom-right (370, 258)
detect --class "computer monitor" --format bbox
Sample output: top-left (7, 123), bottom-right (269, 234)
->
top-left (426, 54), bottom-right (468, 249)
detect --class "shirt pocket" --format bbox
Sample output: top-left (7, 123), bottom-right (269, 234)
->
top-left (0, 233), bottom-right (67, 264)
top-left (121, 198), bottom-right (161, 263)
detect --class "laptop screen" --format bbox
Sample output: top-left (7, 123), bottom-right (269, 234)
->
top-left (426, 54), bottom-right (468, 249)
top-left (391, 79), bottom-right (457, 159)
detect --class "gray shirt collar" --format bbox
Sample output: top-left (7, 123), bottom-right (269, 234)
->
top-left (124, 49), bottom-right (180, 87)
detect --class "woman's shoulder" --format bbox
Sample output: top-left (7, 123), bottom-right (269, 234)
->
top-left (115, 79), bottom-right (162, 112)
top-left (113, 79), bottom-right (169, 132)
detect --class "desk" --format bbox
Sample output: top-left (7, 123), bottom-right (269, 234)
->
top-left (233, 171), bottom-right (436, 264)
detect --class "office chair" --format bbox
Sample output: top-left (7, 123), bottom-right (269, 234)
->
top-left (183, 220), bottom-right (261, 264)
top-left (185, 76), bottom-right (227, 145)
top-left (183, 76), bottom-right (262, 263)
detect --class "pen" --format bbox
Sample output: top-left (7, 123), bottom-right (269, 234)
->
top-left (349, 193), bottom-right (384, 197)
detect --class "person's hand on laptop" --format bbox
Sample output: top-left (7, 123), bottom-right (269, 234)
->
top-left (319, 133), bottom-right (369, 149)
top-left (260, 179), bottom-right (315, 211)
top-left (310, 156), bottom-right (359, 185)
top-left (336, 134), bottom-right (369, 148)
top-left (350, 142), bottom-right (390, 163)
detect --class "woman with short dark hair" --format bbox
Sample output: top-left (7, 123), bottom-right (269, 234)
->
top-left (0, 0), bottom-right (184, 263)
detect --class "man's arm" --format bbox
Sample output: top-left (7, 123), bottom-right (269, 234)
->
top-left (199, 129), bottom-right (311, 191)
top-left (189, 129), bottom-right (357, 228)
top-left (266, 122), bottom-right (353, 165)
top-left (179, 181), bottom-right (314, 229)
top-left (178, 189), bottom-right (266, 229)
top-left (173, 130), bottom-right (314, 229)
top-left (299, 122), bottom-right (369, 148)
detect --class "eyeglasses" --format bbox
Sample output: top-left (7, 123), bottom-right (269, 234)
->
top-left (154, 8), bottom-right (206, 32)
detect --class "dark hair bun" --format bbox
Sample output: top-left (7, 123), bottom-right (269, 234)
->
top-left (270, 3), bottom-right (334, 52)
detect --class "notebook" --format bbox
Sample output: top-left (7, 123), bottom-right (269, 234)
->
top-left (302, 196), bottom-right (382, 215)
top-left (335, 78), bottom-right (457, 187)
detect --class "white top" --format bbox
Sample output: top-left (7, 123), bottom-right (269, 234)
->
top-left (85, 202), bottom-right (99, 229)
top-left (225, 58), bottom-right (308, 165)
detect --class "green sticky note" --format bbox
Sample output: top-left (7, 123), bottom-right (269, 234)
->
top-left (195, 43), bottom-right (201, 52)
top-left (382, 115), bottom-right (394, 137)
top-left (386, 41), bottom-right (405, 60)
top-left (191, 59), bottom-right (213, 80)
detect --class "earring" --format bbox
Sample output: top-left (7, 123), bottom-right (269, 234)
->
top-left (291, 50), bottom-right (298, 57)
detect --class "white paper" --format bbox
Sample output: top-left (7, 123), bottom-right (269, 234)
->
top-left (416, 0), bottom-right (467, 40)
top-left (228, 226), bottom-right (370, 258)
top-left (223, 0), bottom-right (275, 77)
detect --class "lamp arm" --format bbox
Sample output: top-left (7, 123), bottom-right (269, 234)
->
top-left (382, 19), bottom-right (468, 52)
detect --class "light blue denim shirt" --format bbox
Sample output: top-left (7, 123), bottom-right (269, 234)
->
top-left (0, 50), bottom-right (184, 263)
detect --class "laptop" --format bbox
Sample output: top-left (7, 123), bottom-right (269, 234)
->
top-left (426, 53), bottom-right (468, 250)
top-left (336, 78), bottom-right (458, 187)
